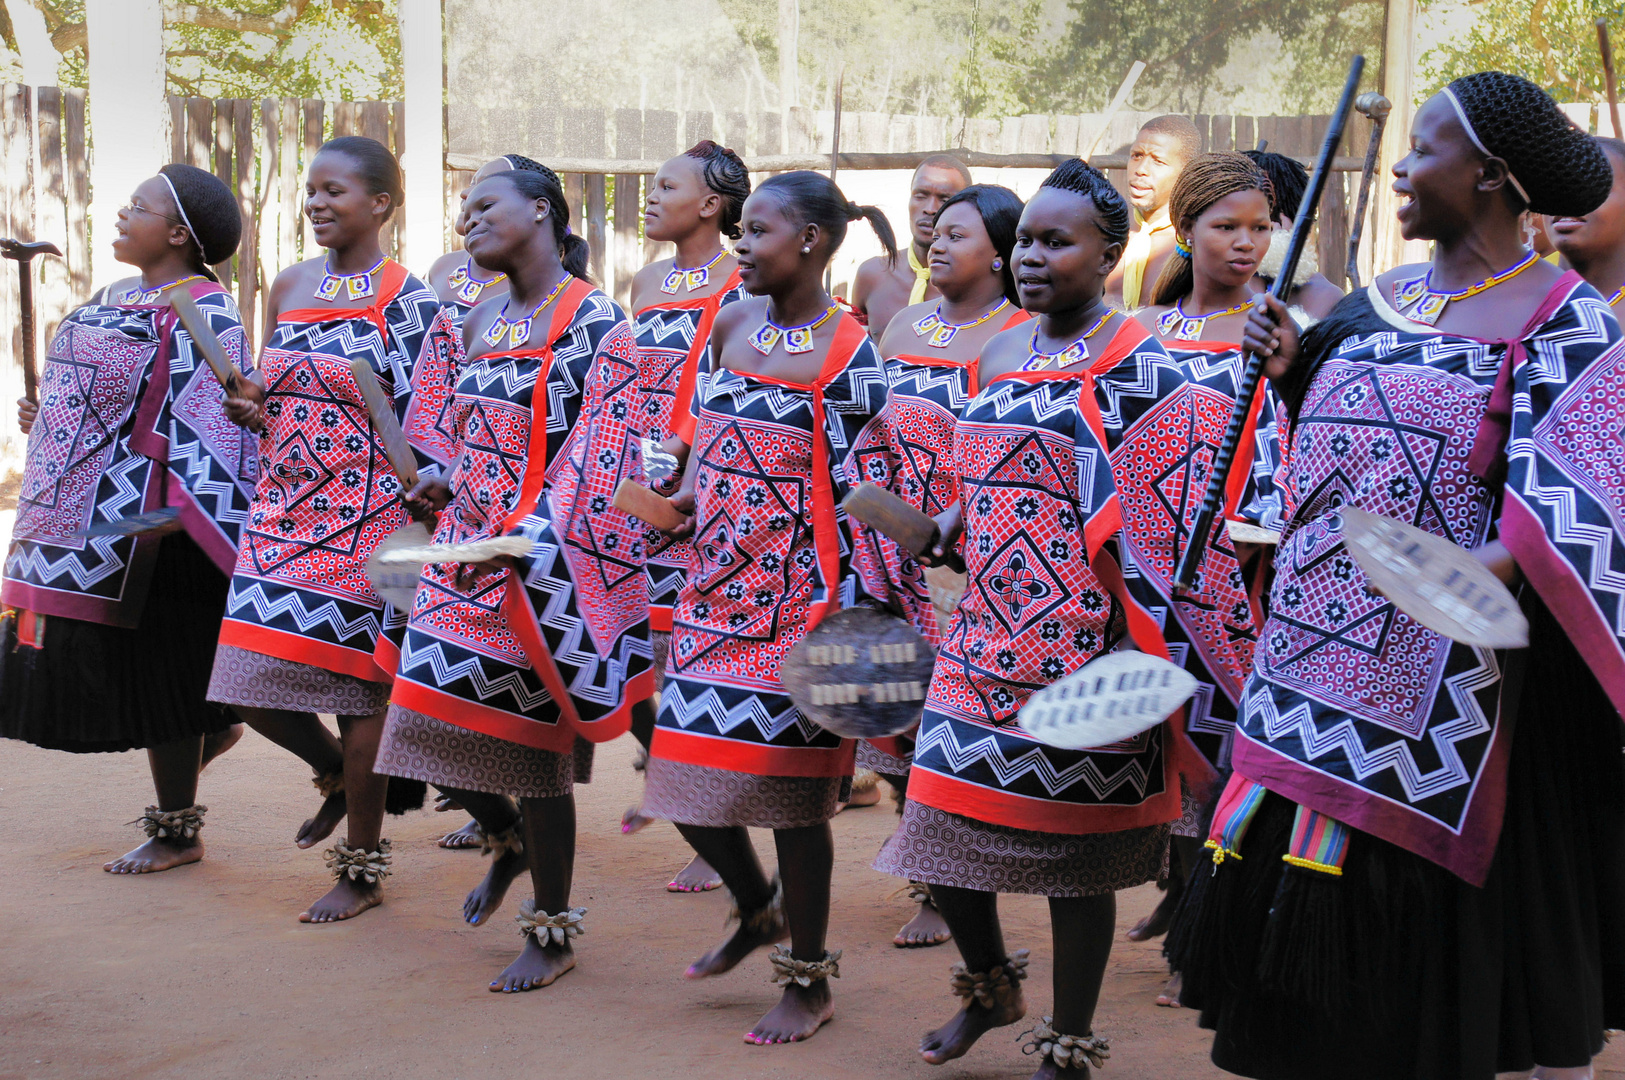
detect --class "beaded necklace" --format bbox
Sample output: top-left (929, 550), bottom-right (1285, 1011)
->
top-left (1607, 284), bottom-right (1624, 309)
top-left (117, 274), bottom-right (207, 305)
top-left (1023, 309), bottom-right (1113, 372)
top-left (1155, 296), bottom-right (1254, 341)
top-left (481, 273), bottom-right (571, 349)
top-left (911, 299), bottom-right (1010, 348)
top-left (748, 302), bottom-right (839, 355)
top-left (660, 250), bottom-right (727, 295)
top-left (1392, 249), bottom-right (1538, 326)
top-left (315, 254), bottom-right (387, 302)
top-left (447, 257), bottom-right (506, 305)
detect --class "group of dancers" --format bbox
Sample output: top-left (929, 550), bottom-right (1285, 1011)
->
top-left (2, 68), bottom-right (1623, 1079)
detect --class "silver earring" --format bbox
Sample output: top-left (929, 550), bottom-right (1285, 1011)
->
top-left (801, 245), bottom-right (812, 254)
top-left (536, 215), bottom-right (545, 222)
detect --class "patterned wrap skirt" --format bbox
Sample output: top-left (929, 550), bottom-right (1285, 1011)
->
top-left (207, 643), bottom-right (391, 715)
top-left (875, 800), bottom-right (1169, 898)
top-left (641, 757), bottom-right (845, 829)
top-left (374, 705), bottom-right (593, 799)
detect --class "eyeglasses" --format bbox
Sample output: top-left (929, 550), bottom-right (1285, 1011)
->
top-left (121, 202), bottom-right (185, 227)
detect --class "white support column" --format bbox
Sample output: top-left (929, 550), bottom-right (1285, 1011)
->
top-left (399, 0), bottom-right (444, 274)
top-left (1370, 0), bottom-right (1423, 278)
top-left (85, 0), bottom-right (167, 287)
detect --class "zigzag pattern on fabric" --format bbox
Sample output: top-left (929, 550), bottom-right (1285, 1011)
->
top-left (913, 715), bottom-right (1159, 801)
top-left (659, 677), bottom-right (827, 744)
top-left (224, 579), bottom-right (387, 642)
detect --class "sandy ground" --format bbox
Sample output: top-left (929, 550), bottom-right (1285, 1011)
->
top-left (0, 731), bottom-right (1619, 1080)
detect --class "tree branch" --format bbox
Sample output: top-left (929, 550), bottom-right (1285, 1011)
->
top-left (163, 0), bottom-right (312, 36)
top-left (49, 19), bottom-right (81, 54)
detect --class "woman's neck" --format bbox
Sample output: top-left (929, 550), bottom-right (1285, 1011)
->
top-left (326, 235), bottom-right (386, 275)
top-left (1035, 294), bottom-right (1108, 345)
top-left (1187, 270), bottom-right (1256, 314)
top-left (504, 244), bottom-right (570, 309)
top-left (766, 274), bottom-right (833, 326)
top-left (1569, 245), bottom-right (1625, 300)
top-left (672, 228), bottom-right (726, 273)
top-left (938, 275), bottom-right (1010, 324)
top-left (1429, 220), bottom-right (1529, 291)
top-left (139, 253), bottom-right (204, 290)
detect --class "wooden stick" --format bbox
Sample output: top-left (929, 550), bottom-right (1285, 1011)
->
top-left (168, 289), bottom-right (242, 395)
top-left (1601, 19), bottom-right (1623, 139)
top-left (348, 357), bottom-right (420, 488)
top-left (1173, 55), bottom-right (1366, 592)
top-left (842, 482), bottom-right (939, 557)
top-left (1345, 92), bottom-right (1392, 289)
top-left (1081, 61), bottom-right (1146, 161)
top-left (614, 478), bottom-right (686, 532)
top-left (0, 238), bottom-right (61, 403)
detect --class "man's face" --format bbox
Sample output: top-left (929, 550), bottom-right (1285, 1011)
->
top-left (909, 166), bottom-right (968, 248)
top-left (1126, 132), bottom-right (1187, 216)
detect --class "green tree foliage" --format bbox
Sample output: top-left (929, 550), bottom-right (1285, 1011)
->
top-left (1420, 0), bottom-right (1624, 104)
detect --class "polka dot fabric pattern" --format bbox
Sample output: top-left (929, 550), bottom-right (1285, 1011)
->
top-left (1235, 274), bottom-right (1625, 885)
top-left (375, 704), bottom-right (587, 797)
top-left (1447, 71), bottom-right (1612, 217)
top-left (382, 282), bottom-right (652, 752)
top-left (641, 755), bottom-right (843, 828)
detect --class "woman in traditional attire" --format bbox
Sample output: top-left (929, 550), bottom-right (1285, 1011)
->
top-left (861, 182), bottom-right (1028, 948)
top-left (619, 140), bottom-right (752, 894)
top-left (1546, 136), bottom-right (1625, 306)
top-left (0, 165), bottom-right (254, 873)
top-left (641, 171), bottom-right (898, 1045)
top-left (873, 158), bottom-right (1207, 1077)
top-left (413, 152), bottom-right (549, 852)
top-left (1132, 153), bottom-right (1286, 989)
top-left (373, 164), bottom-right (651, 991)
top-left (1173, 73), bottom-right (1625, 1080)
top-left (210, 136), bottom-right (441, 923)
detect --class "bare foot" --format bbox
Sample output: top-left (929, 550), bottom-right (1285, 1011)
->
top-left (667, 855), bottom-right (723, 892)
top-left (920, 988), bottom-right (1028, 1065)
top-left (836, 786), bottom-right (883, 813)
top-left (745, 981), bottom-right (835, 1045)
top-left (685, 914), bottom-right (789, 978)
top-left (299, 876), bottom-right (382, 923)
top-left (621, 805), bottom-right (654, 836)
top-left (1155, 971), bottom-right (1183, 1007)
top-left (200, 724), bottom-right (243, 770)
top-left (104, 835), bottom-right (204, 874)
top-left (438, 818), bottom-right (484, 850)
top-left (894, 901), bottom-right (952, 947)
top-left (296, 791), bottom-right (346, 850)
top-left (1126, 886), bottom-right (1178, 941)
top-left (464, 847), bottom-right (527, 926)
top-left (433, 793), bottom-right (464, 812)
top-left (489, 937), bottom-right (575, 992)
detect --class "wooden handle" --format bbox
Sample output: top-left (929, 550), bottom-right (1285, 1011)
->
top-left (168, 290), bottom-right (242, 395)
top-left (842, 482), bottom-right (940, 557)
top-left (348, 357), bottom-right (420, 488)
top-left (614, 478), bottom-right (687, 532)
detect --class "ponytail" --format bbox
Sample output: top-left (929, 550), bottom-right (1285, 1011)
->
top-left (490, 167), bottom-right (593, 284)
top-left (847, 200), bottom-right (898, 267)
top-left (1150, 245), bottom-right (1194, 307)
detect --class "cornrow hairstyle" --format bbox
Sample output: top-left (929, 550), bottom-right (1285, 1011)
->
top-left (491, 168), bottom-right (592, 283)
top-left (937, 184), bottom-right (1025, 306)
top-left (1038, 158), bottom-right (1132, 256)
top-left (1137, 115), bottom-right (1202, 164)
top-left (915, 153), bottom-right (974, 186)
top-left (317, 135), bottom-right (404, 222)
top-left (684, 140), bottom-right (752, 239)
top-left (1443, 71), bottom-right (1611, 216)
top-left (1151, 151), bottom-right (1274, 307)
top-left (756, 170), bottom-right (898, 264)
top-left (499, 154), bottom-right (548, 174)
top-left (157, 163), bottom-right (241, 277)
top-left (1242, 149), bottom-right (1308, 222)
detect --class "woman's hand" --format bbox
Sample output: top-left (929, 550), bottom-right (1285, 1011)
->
top-left (918, 504), bottom-right (965, 572)
top-left (16, 397), bottom-right (37, 435)
top-left (661, 487), bottom-right (697, 539)
top-left (401, 476), bottom-right (452, 523)
top-left (1242, 294), bottom-right (1302, 383)
top-left (455, 553), bottom-right (518, 589)
top-left (1471, 539), bottom-right (1520, 587)
top-left (223, 373), bottom-right (267, 432)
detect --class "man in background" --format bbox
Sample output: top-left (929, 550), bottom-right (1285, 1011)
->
top-left (1106, 115), bottom-right (1201, 310)
top-left (851, 154), bottom-right (973, 339)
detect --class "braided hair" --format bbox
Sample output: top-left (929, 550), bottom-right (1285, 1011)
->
top-left (683, 140), bottom-right (751, 239)
top-left (317, 136), bottom-right (403, 222)
top-left (937, 184), bottom-right (1024, 306)
top-left (1151, 152), bottom-right (1273, 306)
top-left (491, 168), bottom-right (592, 282)
top-left (1242, 150), bottom-right (1307, 222)
top-left (157, 163), bottom-right (241, 278)
top-left (1038, 158), bottom-right (1131, 254)
top-left (1442, 71), bottom-right (1611, 216)
top-left (756, 171), bottom-right (897, 263)
top-left (498, 154), bottom-right (547, 174)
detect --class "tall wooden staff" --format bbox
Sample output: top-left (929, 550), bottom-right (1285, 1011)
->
top-left (1173, 55), bottom-right (1365, 591)
top-left (1345, 91), bottom-right (1392, 289)
top-left (1, 238), bottom-right (63, 404)
top-left (1600, 19), bottom-right (1622, 139)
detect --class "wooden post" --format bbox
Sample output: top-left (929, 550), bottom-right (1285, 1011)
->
top-left (302, 99), bottom-right (324, 253)
top-left (279, 98), bottom-right (300, 271)
top-left (1372, 0), bottom-right (1418, 278)
top-left (400, 0), bottom-right (445, 273)
top-left (64, 89), bottom-right (89, 297)
top-left (187, 98), bottom-right (213, 170)
top-left (614, 108), bottom-right (643, 308)
top-left (587, 174), bottom-right (608, 287)
top-left (258, 98), bottom-right (281, 346)
top-left (360, 101), bottom-right (393, 256)
top-left (36, 86), bottom-right (69, 341)
top-left (212, 101), bottom-right (235, 289)
top-left (234, 99), bottom-right (257, 345)
top-left (2, 85), bottom-right (34, 423)
top-left (168, 96), bottom-right (186, 164)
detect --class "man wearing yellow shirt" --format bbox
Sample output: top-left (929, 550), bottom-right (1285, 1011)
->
top-left (1107, 115), bottom-right (1201, 310)
top-left (851, 154), bottom-right (972, 339)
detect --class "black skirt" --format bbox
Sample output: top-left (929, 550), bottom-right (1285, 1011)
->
top-left (0, 531), bottom-right (236, 753)
top-left (1173, 598), bottom-right (1625, 1079)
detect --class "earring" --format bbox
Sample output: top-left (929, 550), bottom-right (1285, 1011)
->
top-left (536, 214), bottom-right (545, 222)
top-left (801, 245), bottom-right (812, 254)
top-left (992, 258), bottom-right (1003, 271)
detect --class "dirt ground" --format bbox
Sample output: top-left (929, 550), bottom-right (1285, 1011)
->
top-left (0, 731), bottom-right (1620, 1080)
